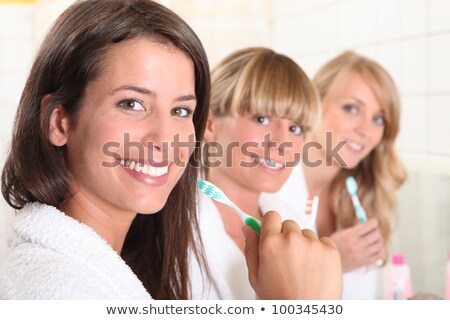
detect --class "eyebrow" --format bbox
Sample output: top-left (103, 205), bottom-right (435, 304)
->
top-left (345, 96), bottom-right (366, 106)
top-left (175, 94), bottom-right (197, 102)
top-left (344, 95), bottom-right (384, 114)
top-left (111, 85), bottom-right (196, 102)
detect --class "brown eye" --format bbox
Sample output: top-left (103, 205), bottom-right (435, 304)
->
top-left (171, 107), bottom-right (192, 117)
top-left (118, 99), bottom-right (144, 111)
top-left (289, 124), bottom-right (303, 136)
top-left (254, 116), bottom-right (270, 125)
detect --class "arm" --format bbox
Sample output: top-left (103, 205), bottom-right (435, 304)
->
top-left (243, 211), bottom-right (342, 300)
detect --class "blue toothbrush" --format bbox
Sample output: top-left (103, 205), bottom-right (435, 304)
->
top-left (345, 176), bottom-right (367, 223)
top-left (197, 180), bottom-right (261, 234)
top-left (346, 176), bottom-right (384, 266)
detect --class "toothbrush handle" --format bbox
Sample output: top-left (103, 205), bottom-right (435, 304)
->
top-left (351, 195), bottom-right (367, 222)
top-left (245, 217), bottom-right (261, 234)
top-left (231, 204), bottom-right (261, 234)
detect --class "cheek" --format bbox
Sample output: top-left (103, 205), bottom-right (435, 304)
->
top-left (321, 108), bottom-right (351, 132)
top-left (173, 124), bottom-right (196, 159)
top-left (291, 137), bottom-right (303, 152)
top-left (238, 129), bottom-right (267, 145)
top-left (68, 123), bottom-right (110, 156)
top-left (372, 128), bottom-right (385, 148)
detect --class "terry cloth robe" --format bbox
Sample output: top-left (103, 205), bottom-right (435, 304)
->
top-left (0, 203), bottom-right (151, 299)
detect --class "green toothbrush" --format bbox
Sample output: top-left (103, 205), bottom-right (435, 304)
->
top-left (197, 180), bottom-right (261, 234)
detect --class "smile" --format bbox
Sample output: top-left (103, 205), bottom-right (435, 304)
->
top-left (346, 140), bottom-right (363, 152)
top-left (122, 160), bottom-right (169, 177)
top-left (254, 157), bottom-right (285, 170)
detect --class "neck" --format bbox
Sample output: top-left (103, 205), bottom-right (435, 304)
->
top-left (303, 145), bottom-right (341, 195)
top-left (207, 168), bottom-right (261, 219)
top-left (60, 188), bottom-right (136, 254)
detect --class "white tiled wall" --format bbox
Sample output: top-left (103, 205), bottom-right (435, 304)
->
top-left (165, 0), bottom-right (272, 67)
top-left (394, 172), bottom-right (450, 297)
top-left (0, 2), bottom-right (35, 261)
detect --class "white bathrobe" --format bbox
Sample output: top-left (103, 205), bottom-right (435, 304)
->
top-left (0, 203), bottom-right (151, 299)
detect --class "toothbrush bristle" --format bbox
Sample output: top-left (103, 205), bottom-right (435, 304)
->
top-left (196, 180), bottom-right (206, 189)
top-left (196, 180), bottom-right (224, 200)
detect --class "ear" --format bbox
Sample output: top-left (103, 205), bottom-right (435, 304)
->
top-left (203, 111), bottom-right (216, 141)
top-left (42, 95), bottom-right (70, 147)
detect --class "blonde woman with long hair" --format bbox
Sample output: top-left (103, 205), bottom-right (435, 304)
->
top-left (264, 51), bottom-right (406, 299)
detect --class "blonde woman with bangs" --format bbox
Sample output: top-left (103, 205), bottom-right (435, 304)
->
top-left (266, 51), bottom-right (407, 299)
top-left (190, 47), bottom-right (342, 300)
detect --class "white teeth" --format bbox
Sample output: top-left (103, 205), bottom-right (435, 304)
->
top-left (258, 158), bottom-right (284, 170)
top-left (149, 166), bottom-right (157, 176)
top-left (123, 160), bottom-right (168, 177)
top-left (347, 141), bottom-right (363, 151)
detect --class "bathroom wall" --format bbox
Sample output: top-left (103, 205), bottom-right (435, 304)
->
top-left (159, 0), bottom-right (273, 66)
top-left (0, 0), bottom-right (36, 261)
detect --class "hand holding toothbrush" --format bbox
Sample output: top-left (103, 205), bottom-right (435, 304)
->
top-left (329, 220), bottom-right (386, 272)
top-left (243, 211), bottom-right (343, 300)
top-left (328, 176), bottom-right (386, 272)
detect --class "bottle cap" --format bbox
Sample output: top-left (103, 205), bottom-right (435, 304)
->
top-left (392, 253), bottom-right (405, 265)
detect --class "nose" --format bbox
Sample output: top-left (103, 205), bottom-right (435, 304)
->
top-left (140, 112), bottom-right (175, 163)
top-left (269, 123), bottom-right (295, 157)
top-left (354, 114), bottom-right (373, 139)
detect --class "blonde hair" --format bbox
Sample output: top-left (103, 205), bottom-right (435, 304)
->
top-left (313, 51), bottom-right (407, 244)
top-left (210, 47), bottom-right (321, 132)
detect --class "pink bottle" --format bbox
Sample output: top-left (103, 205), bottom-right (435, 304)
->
top-left (386, 253), bottom-right (413, 300)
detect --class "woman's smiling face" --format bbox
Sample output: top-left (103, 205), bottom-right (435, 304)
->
top-left (60, 38), bottom-right (196, 215)
top-left (207, 113), bottom-right (304, 194)
top-left (312, 73), bottom-right (385, 169)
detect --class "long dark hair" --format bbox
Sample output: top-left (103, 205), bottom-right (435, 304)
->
top-left (1, 0), bottom-right (210, 299)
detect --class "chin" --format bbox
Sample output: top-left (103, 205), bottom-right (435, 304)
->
top-left (259, 182), bottom-right (285, 194)
top-left (339, 158), bottom-right (361, 169)
top-left (131, 197), bottom-right (168, 215)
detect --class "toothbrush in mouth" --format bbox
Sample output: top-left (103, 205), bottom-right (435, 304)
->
top-left (197, 180), bottom-right (261, 234)
top-left (345, 176), bottom-right (367, 223)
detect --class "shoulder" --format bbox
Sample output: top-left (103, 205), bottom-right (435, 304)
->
top-left (0, 244), bottom-right (116, 299)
